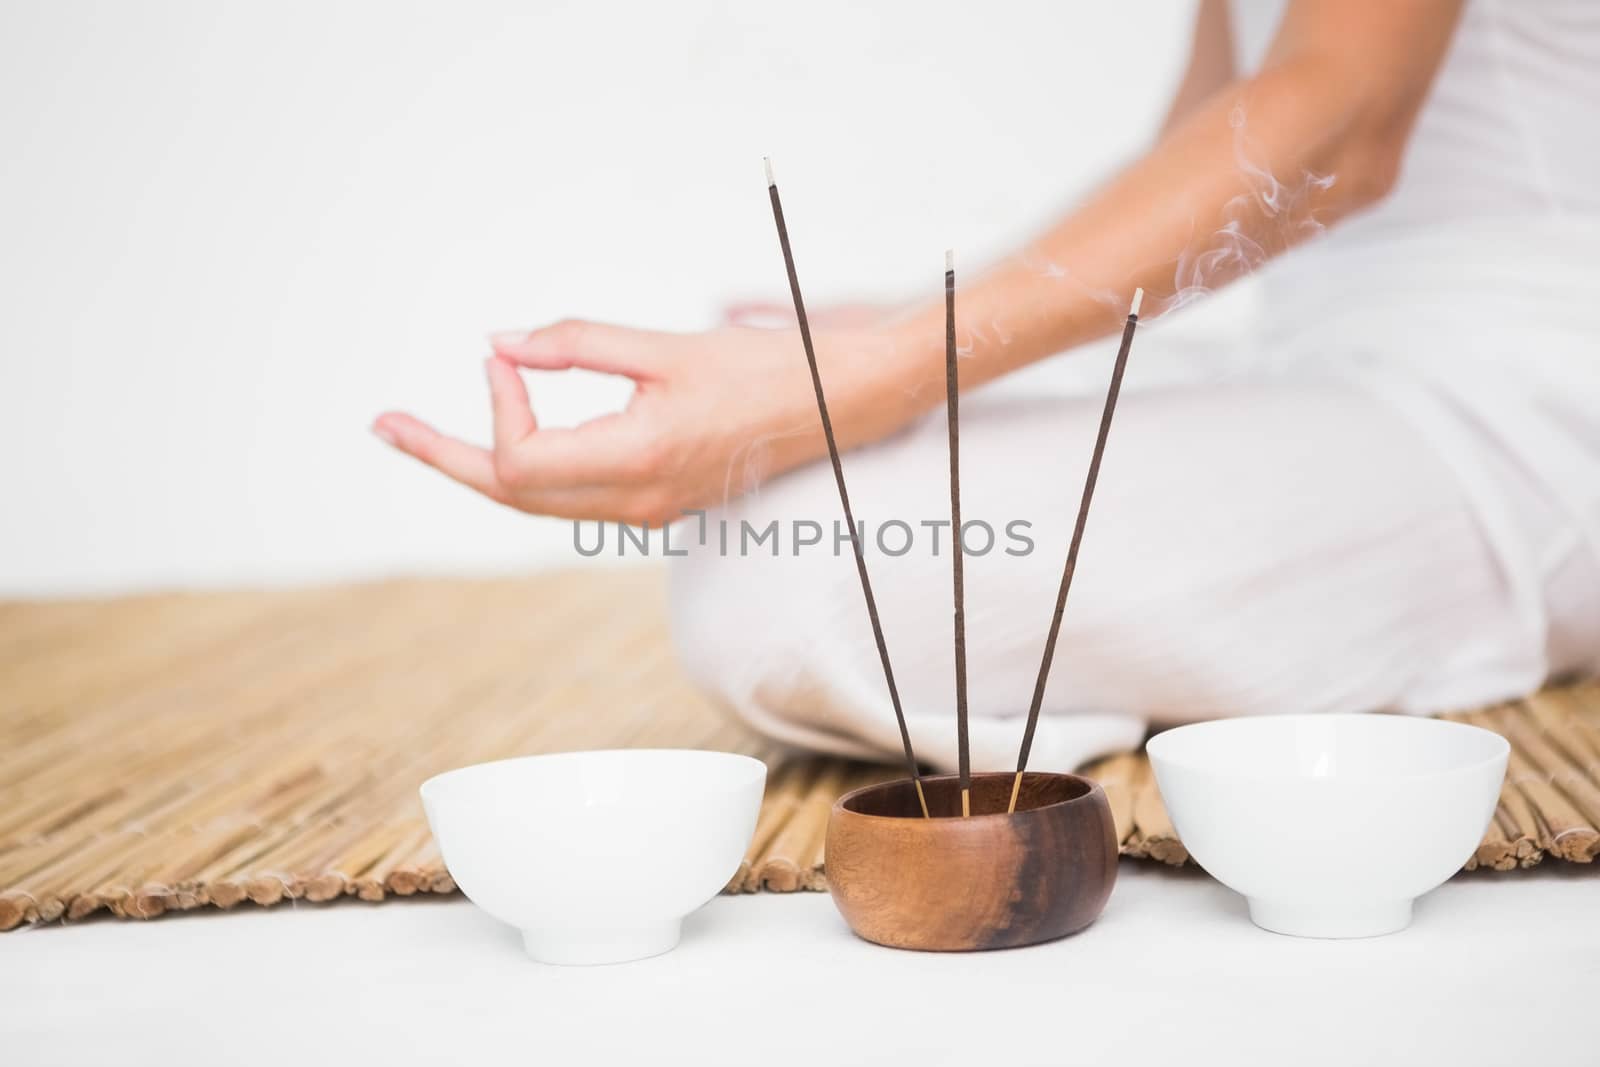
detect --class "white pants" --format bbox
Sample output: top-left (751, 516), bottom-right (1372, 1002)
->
top-left (666, 364), bottom-right (1600, 773)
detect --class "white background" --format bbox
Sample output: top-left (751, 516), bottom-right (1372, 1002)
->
top-left (0, 0), bottom-right (1200, 595)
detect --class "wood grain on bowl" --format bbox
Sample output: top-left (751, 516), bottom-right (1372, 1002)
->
top-left (825, 771), bottom-right (1118, 951)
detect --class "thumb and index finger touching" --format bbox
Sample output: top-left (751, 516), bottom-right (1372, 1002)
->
top-left (376, 319), bottom-right (668, 506)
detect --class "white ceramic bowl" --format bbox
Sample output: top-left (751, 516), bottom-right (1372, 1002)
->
top-left (1147, 714), bottom-right (1508, 939)
top-left (420, 748), bottom-right (766, 965)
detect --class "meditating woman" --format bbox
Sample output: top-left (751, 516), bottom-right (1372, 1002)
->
top-left (374, 1), bottom-right (1600, 772)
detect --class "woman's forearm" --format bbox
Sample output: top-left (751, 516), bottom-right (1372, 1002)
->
top-left (880, 68), bottom-right (1404, 410)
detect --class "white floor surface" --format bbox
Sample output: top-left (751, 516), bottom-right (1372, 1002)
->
top-left (4, 861), bottom-right (1596, 1066)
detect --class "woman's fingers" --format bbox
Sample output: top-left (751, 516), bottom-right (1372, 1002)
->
top-left (381, 379), bottom-right (655, 497)
top-left (484, 353), bottom-right (656, 490)
top-left (377, 320), bottom-right (702, 521)
top-left (485, 356), bottom-right (536, 453)
top-left (493, 412), bottom-right (657, 491)
top-left (373, 412), bottom-right (674, 523)
top-left (372, 413), bottom-right (506, 502)
top-left (490, 319), bottom-right (669, 379)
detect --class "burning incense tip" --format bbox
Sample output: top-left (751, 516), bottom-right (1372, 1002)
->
top-left (1131, 287), bottom-right (1144, 316)
top-left (945, 248), bottom-right (954, 272)
top-left (763, 156), bottom-right (775, 187)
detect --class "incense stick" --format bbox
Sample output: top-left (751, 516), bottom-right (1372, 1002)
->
top-left (1008, 288), bottom-right (1144, 814)
top-left (944, 250), bottom-right (971, 818)
top-left (764, 157), bottom-right (928, 819)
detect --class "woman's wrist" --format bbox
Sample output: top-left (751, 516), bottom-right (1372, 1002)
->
top-left (854, 318), bottom-right (946, 440)
top-left (763, 322), bottom-right (940, 479)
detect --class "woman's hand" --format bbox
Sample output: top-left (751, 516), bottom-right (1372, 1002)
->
top-left (372, 318), bottom-right (928, 526)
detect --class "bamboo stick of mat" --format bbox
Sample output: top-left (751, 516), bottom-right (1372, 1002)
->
top-left (728, 763), bottom-right (804, 893)
top-left (1464, 808), bottom-right (1514, 872)
top-left (1564, 698), bottom-right (1600, 763)
top-left (1130, 752), bottom-right (1188, 864)
top-left (764, 157), bottom-right (927, 818)
top-left (1082, 751), bottom-right (1139, 846)
top-left (186, 822), bottom-right (313, 909)
top-left (1445, 707), bottom-right (1544, 866)
top-left (150, 821), bottom-right (265, 911)
top-left (1492, 777), bottom-right (1546, 869)
top-left (1579, 687), bottom-right (1600, 718)
top-left (297, 821), bottom-right (418, 903)
top-left (758, 761), bottom-right (848, 891)
top-left (19, 829), bottom-right (154, 923)
top-left (1500, 706), bottom-right (1600, 859)
top-left (1009, 289), bottom-right (1143, 813)
top-left (353, 822), bottom-right (432, 901)
top-left (1485, 706), bottom-right (1598, 861)
top-left (387, 834), bottom-right (446, 897)
top-left (1525, 690), bottom-right (1600, 789)
top-left (944, 249), bottom-right (971, 816)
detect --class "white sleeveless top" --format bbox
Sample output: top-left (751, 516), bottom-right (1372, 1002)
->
top-left (1228, 0), bottom-right (1600, 671)
top-left (1233, 0), bottom-right (1600, 229)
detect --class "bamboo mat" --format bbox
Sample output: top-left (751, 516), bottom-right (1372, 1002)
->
top-left (2, 571), bottom-right (1596, 931)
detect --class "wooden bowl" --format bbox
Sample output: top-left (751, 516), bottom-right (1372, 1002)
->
top-left (825, 771), bottom-right (1118, 951)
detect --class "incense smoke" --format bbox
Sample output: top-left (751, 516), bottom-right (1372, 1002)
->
top-left (1168, 105), bottom-right (1336, 312)
top-left (722, 424), bottom-right (809, 508)
top-left (1021, 105), bottom-right (1338, 318)
top-left (1018, 252), bottom-right (1129, 320)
